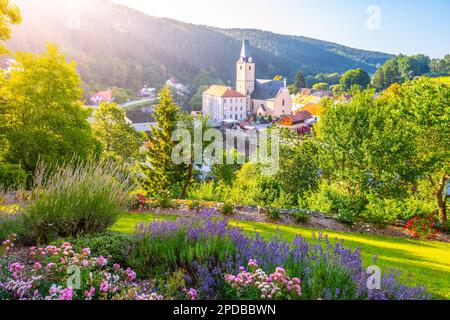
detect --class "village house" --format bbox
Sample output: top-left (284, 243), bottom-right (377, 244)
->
top-left (203, 40), bottom-right (293, 121)
top-left (276, 110), bottom-right (313, 135)
top-left (202, 85), bottom-right (247, 121)
top-left (166, 78), bottom-right (190, 96)
top-left (138, 86), bottom-right (156, 98)
top-left (90, 88), bottom-right (113, 106)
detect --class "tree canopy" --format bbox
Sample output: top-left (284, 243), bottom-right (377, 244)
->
top-left (0, 0), bottom-right (21, 55)
top-left (0, 43), bottom-right (100, 173)
top-left (340, 69), bottom-right (371, 91)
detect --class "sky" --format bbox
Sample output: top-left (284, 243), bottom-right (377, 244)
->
top-left (112, 0), bottom-right (450, 58)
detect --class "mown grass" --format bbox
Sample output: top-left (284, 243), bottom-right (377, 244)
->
top-left (111, 213), bottom-right (450, 299)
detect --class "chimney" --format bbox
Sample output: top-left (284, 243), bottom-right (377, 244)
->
top-left (283, 78), bottom-right (287, 88)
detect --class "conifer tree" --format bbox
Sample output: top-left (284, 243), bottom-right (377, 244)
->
top-left (141, 86), bottom-right (184, 197)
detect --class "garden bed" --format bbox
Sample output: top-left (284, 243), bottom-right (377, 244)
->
top-left (130, 201), bottom-right (450, 243)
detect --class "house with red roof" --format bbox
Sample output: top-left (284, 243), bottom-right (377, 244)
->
top-left (90, 88), bottom-right (113, 106)
top-left (202, 85), bottom-right (247, 121)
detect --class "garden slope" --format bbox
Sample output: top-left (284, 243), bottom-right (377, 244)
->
top-left (112, 213), bottom-right (450, 299)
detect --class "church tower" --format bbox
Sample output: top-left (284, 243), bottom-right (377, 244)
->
top-left (236, 40), bottom-right (255, 96)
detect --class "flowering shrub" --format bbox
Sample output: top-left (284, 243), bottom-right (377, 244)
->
top-left (224, 260), bottom-right (302, 300)
top-left (132, 210), bottom-right (430, 300)
top-left (0, 239), bottom-right (162, 300)
top-left (182, 288), bottom-right (198, 300)
top-left (405, 213), bottom-right (439, 240)
top-left (130, 194), bottom-right (151, 212)
top-left (1, 233), bottom-right (16, 255)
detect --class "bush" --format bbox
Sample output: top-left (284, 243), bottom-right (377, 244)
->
top-left (23, 160), bottom-right (131, 243)
top-left (0, 213), bottom-right (23, 242)
top-left (263, 207), bottom-right (281, 221)
top-left (129, 214), bottom-right (236, 277)
top-left (405, 213), bottom-right (439, 240)
top-left (68, 231), bottom-right (133, 265)
top-left (188, 182), bottom-right (229, 203)
top-left (305, 182), bottom-right (365, 225)
top-left (0, 163), bottom-right (27, 190)
top-left (156, 194), bottom-right (175, 209)
top-left (292, 210), bottom-right (310, 224)
top-left (188, 200), bottom-right (202, 211)
top-left (221, 202), bottom-right (234, 216)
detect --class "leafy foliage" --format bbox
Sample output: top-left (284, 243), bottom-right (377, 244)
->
top-left (141, 86), bottom-right (185, 197)
top-left (0, 163), bottom-right (27, 190)
top-left (0, 0), bottom-right (21, 55)
top-left (92, 102), bottom-right (144, 164)
top-left (0, 44), bottom-right (100, 173)
top-left (340, 68), bottom-right (371, 91)
top-left (23, 160), bottom-right (131, 243)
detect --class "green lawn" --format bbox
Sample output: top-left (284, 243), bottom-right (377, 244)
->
top-left (112, 213), bottom-right (450, 299)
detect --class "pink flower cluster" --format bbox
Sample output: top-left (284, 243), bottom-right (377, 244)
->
top-left (183, 288), bottom-right (198, 300)
top-left (225, 260), bottom-right (302, 300)
top-left (1, 234), bottom-right (16, 254)
top-left (0, 236), bottom-right (164, 301)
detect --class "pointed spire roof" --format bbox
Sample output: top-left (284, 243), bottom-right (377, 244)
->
top-left (240, 40), bottom-right (252, 62)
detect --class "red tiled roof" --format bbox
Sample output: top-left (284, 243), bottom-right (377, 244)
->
top-left (278, 111), bottom-right (313, 125)
top-left (204, 85), bottom-right (246, 98)
top-left (92, 89), bottom-right (113, 101)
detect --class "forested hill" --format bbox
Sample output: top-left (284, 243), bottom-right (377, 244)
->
top-left (6, 0), bottom-right (393, 94)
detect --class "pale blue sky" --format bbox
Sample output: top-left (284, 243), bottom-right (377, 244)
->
top-left (113, 0), bottom-right (450, 58)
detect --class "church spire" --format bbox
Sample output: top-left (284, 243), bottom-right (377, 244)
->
top-left (240, 40), bottom-right (252, 62)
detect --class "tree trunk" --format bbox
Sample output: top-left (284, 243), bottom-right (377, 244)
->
top-left (179, 164), bottom-right (193, 200)
top-left (436, 173), bottom-right (448, 224)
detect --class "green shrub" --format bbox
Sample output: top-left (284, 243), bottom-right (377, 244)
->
top-left (292, 210), bottom-right (310, 224)
top-left (68, 231), bottom-right (133, 265)
top-left (0, 214), bottom-right (23, 242)
top-left (156, 194), bottom-right (174, 209)
top-left (304, 182), bottom-right (365, 226)
top-left (0, 163), bottom-right (27, 190)
top-left (128, 229), bottom-right (236, 277)
top-left (263, 207), bottom-right (282, 221)
top-left (188, 200), bottom-right (202, 211)
top-left (188, 182), bottom-right (229, 202)
top-left (23, 160), bottom-right (131, 243)
top-left (221, 202), bottom-right (234, 216)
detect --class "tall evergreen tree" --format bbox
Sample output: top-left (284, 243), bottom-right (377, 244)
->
top-left (294, 71), bottom-right (306, 92)
top-left (141, 86), bottom-right (185, 197)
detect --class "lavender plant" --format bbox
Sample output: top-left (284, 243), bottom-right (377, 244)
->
top-left (130, 209), bottom-right (430, 300)
top-left (23, 160), bottom-right (132, 243)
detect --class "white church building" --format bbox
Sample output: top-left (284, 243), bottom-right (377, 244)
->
top-left (203, 40), bottom-right (293, 122)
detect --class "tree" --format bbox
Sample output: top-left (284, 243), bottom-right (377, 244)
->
top-left (141, 86), bottom-right (185, 197)
top-left (317, 89), bottom-right (419, 206)
top-left (0, 44), bottom-right (100, 173)
top-left (190, 85), bottom-right (208, 111)
top-left (340, 69), bottom-right (371, 91)
top-left (294, 71), bottom-right (306, 91)
top-left (274, 141), bottom-right (320, 204)
top-left (312, 82), bottom-right (330, 91)
top-left (372, 54), bottom-right (432, 91)
top-left (391, 79), bottom-right (450, 223)
top-left (92, 102), bottom-right (144, 164)
top-left (0, 0), bottom-right (21, 55)
top-left (430, 55), bottom-right (450, 75)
